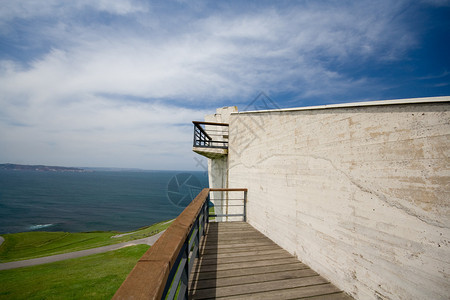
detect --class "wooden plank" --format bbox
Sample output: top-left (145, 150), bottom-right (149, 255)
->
top-left (199, 244), bottom-right (281, 255)
top-left (210, 231), bottom-right (259, 236)
top-left (207, 221), bottom-right (248, 224)
top-left (201, 238), bottom-right (272, 246)
top-left (208, 226), bottom-right (252, 231)
top-left (200, 248), bottom-right (288, 259)
top-left (209, 231), bottom-right (259, 236)
top-left (207, 222), bottom-right (251, 227)
top-left (190, 262), bottom-right (311, 281)
top-left (207, 226), bottom-right (255, 231)
top-left (190, 276), bottom-right (329, 299)
top-left (207, 222), bottom-right (252, 227)
top-left (191, 257), bottom-right (302, 273)
top-left (204, 233), bottom-right (260, 239)
top-left (191, 268), bottom-right (319, 290)
top-left (201, 241), bottom-right (275, 250)
top-left (205, 229), bottom-right (256, 235)
top-left (206, 223), bottom-right (252, 229)
top-left (202, 235), bottom-right (267, 243)
top-left (201, 235), bottom-right (270, 243)
top-left (215, 283), bottom-right (342, 300)
top-left (196, 252), bottom-right (293, 266)
top-left (206, 228), bottom-right (256, 234)
top-left (204, 231), bottom-right (265, 237)
top-left (207, 226), bottom-right (254, 231)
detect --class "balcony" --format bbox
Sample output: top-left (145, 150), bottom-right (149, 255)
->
top-left (192, 121), bottom-right (229, 159)
top-left (113, 189), bottom-right (352, 300)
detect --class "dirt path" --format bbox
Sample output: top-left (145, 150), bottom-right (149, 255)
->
top-left (0, 231), bottom-right (164, 271)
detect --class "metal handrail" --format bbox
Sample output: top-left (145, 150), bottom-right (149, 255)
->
top-left (192, 121), bottom-right (229, 149)
top-left (192, 121), bottom-right (229, 126)
top-left (113, 187), bottom-right (247, 300)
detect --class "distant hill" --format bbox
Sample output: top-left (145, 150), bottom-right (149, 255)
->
top-left (0, 163), bottom-right (88, 172)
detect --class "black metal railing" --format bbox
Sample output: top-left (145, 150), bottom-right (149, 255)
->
top-left (193, 121), bottom-right (229, 149)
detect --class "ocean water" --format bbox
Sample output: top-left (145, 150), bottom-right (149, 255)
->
top-left (0, 170), bottom-right (208, 234)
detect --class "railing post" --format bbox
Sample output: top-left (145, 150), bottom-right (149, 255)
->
top-left (206, 197), bottom-right (208, 226)
top-left (196, 213), bottom-right (200, 258)
top-left (206, 193), bottom-right (210, 224)
top-left (244, 190), bottom-right (247, 222)
top-left (182, 241), bottom-right (189, 300)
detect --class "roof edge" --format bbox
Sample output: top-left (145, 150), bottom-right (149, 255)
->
top-left (232, 96), bottom-right (450, 115)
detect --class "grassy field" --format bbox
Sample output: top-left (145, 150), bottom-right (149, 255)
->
top-left (209, 205), bottom-right (215, 221)
top-left (0, 220), bottom-right (172, 262)
top-left (0, 244), bottom-right (149, 300)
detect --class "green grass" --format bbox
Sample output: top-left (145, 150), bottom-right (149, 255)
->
top-left (0, 220), bottom-right (173, 263)
top-left (209, 205), bottom-right (215, 221)
top-left (0, 244), bottom-right (149, 300)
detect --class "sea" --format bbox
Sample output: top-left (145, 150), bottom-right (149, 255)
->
top-left (0, 169), bottom-right (208, 234)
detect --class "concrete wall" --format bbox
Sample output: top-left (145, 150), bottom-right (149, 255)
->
top-left (205, 107), bottom-right (238, 221)
top-left (226, 98), bottom-right (450, 300)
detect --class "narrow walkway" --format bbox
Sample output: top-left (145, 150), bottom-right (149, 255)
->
top-left (189, 222), bottom-right (352, 299)
top-left (0, 231), bottom-right (164, 271)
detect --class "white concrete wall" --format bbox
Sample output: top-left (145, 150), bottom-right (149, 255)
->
top-left (227, 98), bottom-right (450, 300)
top-left (208, 156), bottom-right (227, 221)
top-left (205, 107), bottom-right (238, 221)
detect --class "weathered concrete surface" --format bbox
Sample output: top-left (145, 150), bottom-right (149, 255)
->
top-left (193, 147), bottom-right (227, 159)
top-left (204, 107), bottom-right (238, 221)
top-left (226, 98), bottom-right (450, 300)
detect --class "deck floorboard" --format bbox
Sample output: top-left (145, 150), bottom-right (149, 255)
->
top-left (189, 222), bottom-right (352, 299)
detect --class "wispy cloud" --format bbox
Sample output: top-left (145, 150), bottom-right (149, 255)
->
top-left (418, 70), bottom-right (450, 80)
top-left (0, 1), bottom-right (418, 101)
top-left (0, 0), bottom-right (441, 169)
top-left (0, 0), bottom-right (149, 21)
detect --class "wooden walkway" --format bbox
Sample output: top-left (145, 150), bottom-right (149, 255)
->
top-left (189, 222), bottom-right (352, 300)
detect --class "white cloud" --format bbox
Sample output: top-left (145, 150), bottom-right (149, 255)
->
top-left (0, 0), bottom-right (422, 168)
top-left (0, 92), bottom-right (208, 169)
top-left (1, 1), bottom-right (417, 100)
top-left (0, 0), bottom-right (148, 21)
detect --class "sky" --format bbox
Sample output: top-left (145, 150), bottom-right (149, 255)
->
top-left (0, 0), bottom-right (449, 170)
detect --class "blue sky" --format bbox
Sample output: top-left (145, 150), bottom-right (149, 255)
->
top-left (0, 0), bottom-right (449, 170)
